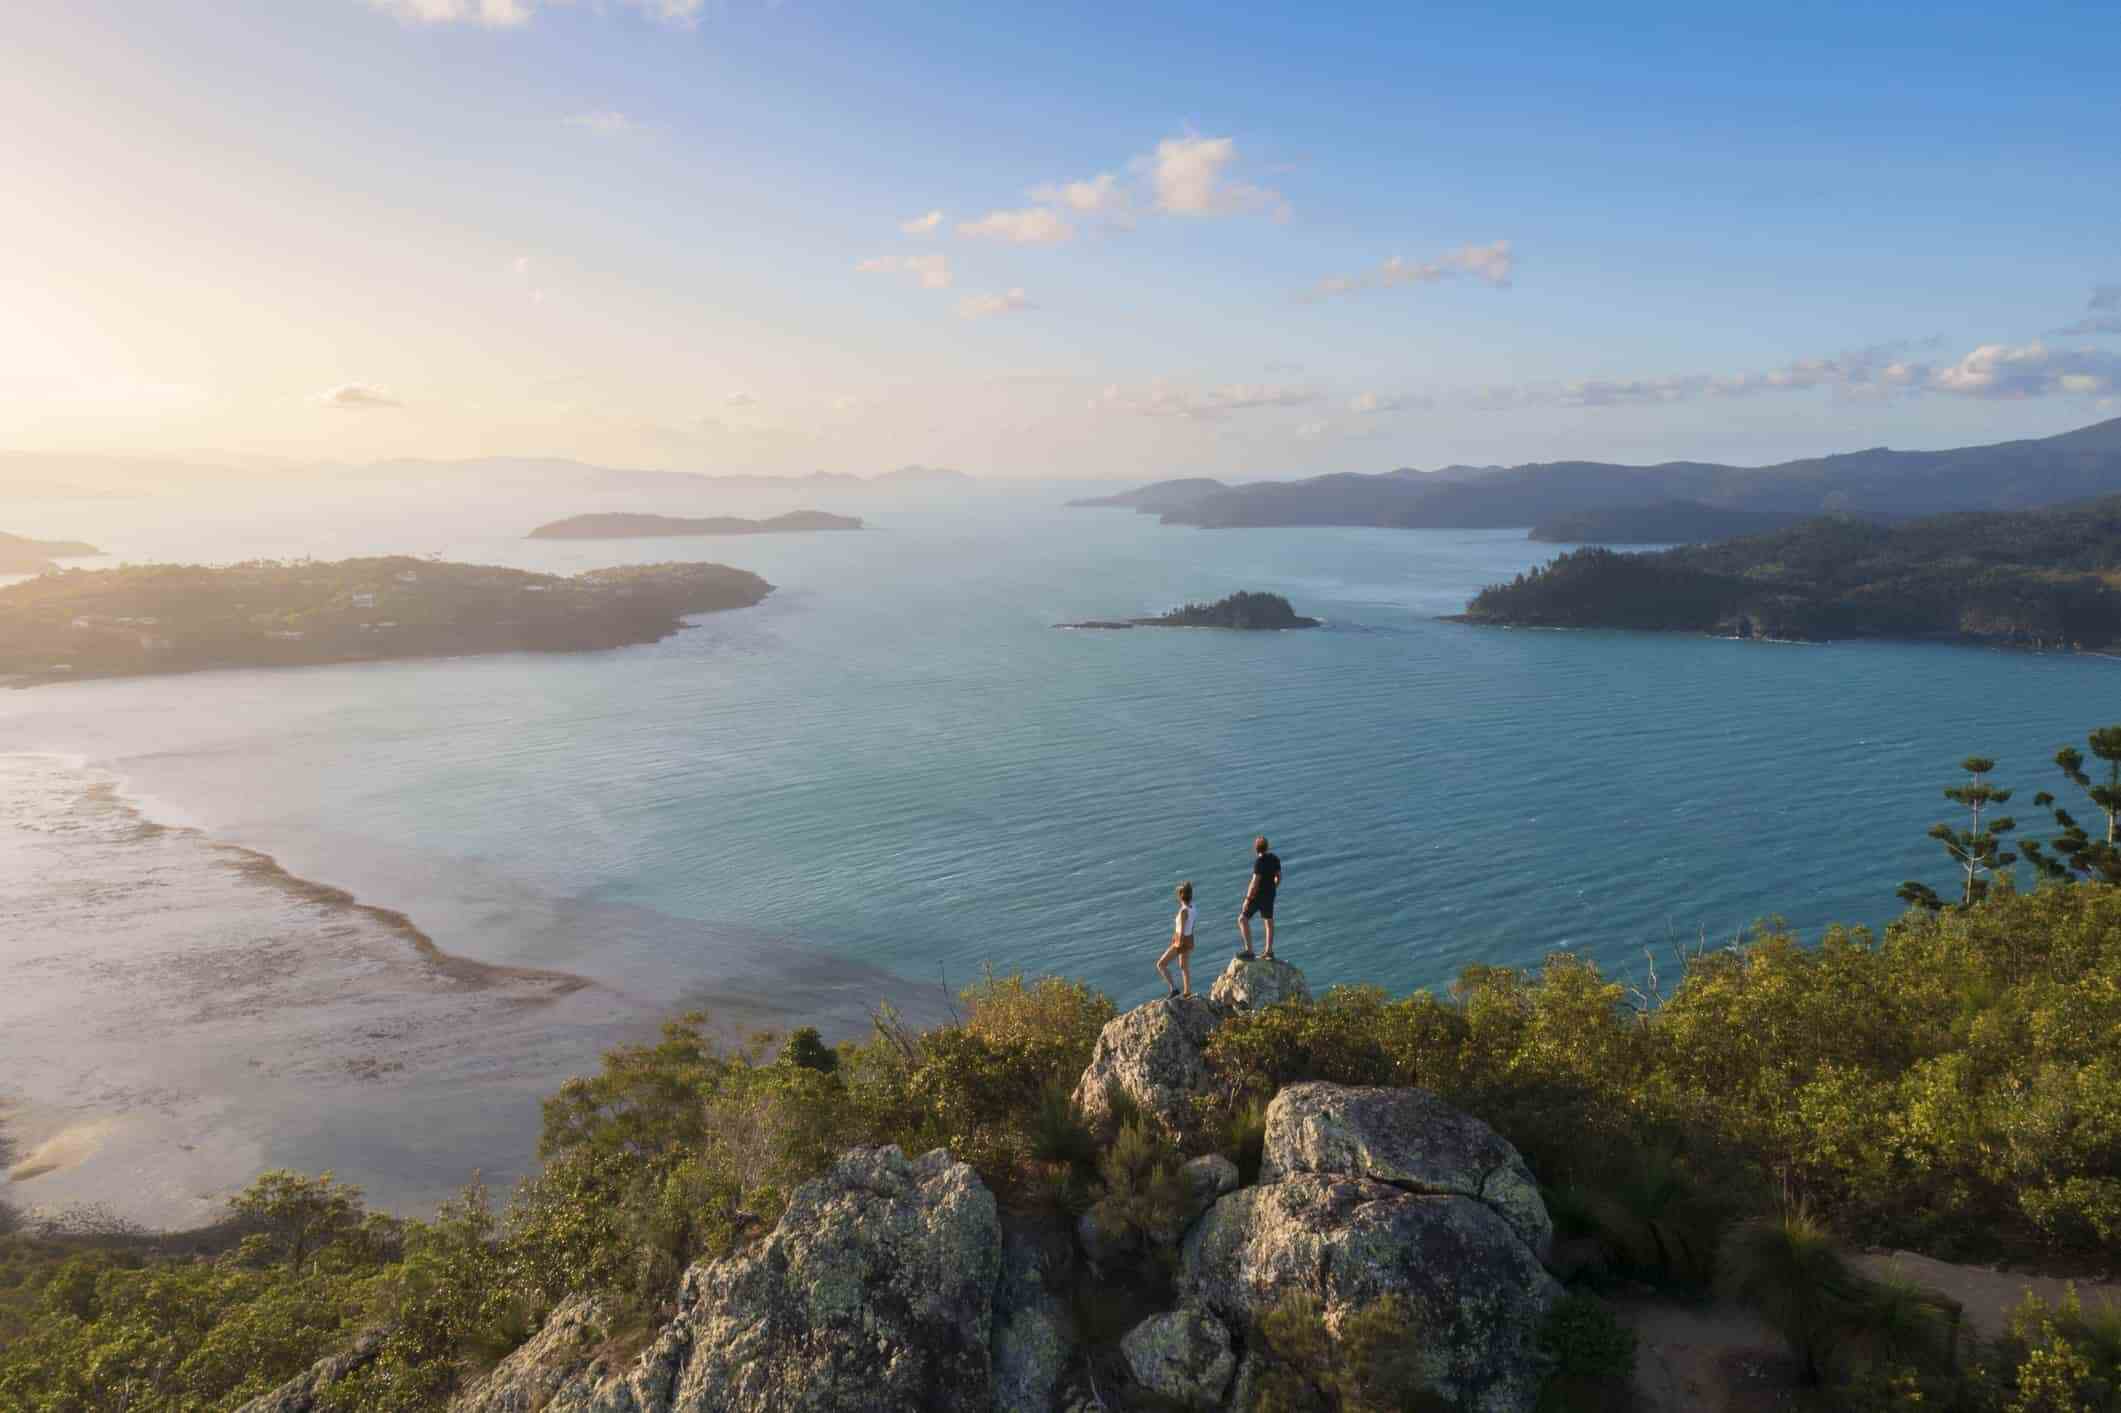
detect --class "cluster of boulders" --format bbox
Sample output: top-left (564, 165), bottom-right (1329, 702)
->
top-left (241, 955), bottom-right (1563, 1413)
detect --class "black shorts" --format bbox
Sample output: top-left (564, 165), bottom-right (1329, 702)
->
top-left (1243, 894), bottom-right (1275, 921)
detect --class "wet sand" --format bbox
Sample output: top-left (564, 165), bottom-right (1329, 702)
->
top-left (0, 753), bottom-right (945, 1229)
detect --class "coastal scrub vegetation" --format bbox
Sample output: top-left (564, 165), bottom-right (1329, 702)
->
top-left (1460, 493), bottom-right (2121, 645)
top-left (6, 767), bottom-right (2121, 1407)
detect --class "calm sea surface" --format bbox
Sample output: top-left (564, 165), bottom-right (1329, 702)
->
top-left (6, 484), bottom-right (2118, 1014)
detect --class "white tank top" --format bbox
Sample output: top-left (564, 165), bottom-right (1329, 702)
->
top-left (1175, 902), bottom-right (1195, 938)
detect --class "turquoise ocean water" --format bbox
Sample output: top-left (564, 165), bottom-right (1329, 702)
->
top-left (6, 484), bottom-right (2119, 1016)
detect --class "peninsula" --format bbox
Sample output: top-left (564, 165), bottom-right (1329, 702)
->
top-left (1526, 501), bottom-right (1830, 545)
top-left (0, 530), bottom-right (102, 576)
top-left (528, 510), bottom-right (862, 540)
top-left (0, 556), bottom-right (772, 685)
top-left (1457, 494), bottom-right (2121, 647)
top-left (1060, 590), bottom-right (1320, 630)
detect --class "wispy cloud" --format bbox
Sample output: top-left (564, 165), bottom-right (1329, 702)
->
top-left (899, 210), bottom-right (944, 237)
top-left (958, 288), bottom-right (1035, 320)
top-left (725, 391), bottom-right (759, 406)
top-left (1929, 343), bottom-right (2121, 399)
top-left (366, 0), bottom-right (703, 27)
top-left (856, 253), bottom-right (953, 290)
top-left (1308, 242), bottom-right (1514, 300)
top-left (564, 109), bottom-right (645, 136)
top-left (1030, 172), bottom-right (1130, 220)
top-left (1091, 380), bottom-right (1318, 420)
top-left (316, 383), bottom-right (404, 410)
top-left (2052, 284), bottom-right (2121, 337)
top-left (957, 207), bottom-right (1072, 245)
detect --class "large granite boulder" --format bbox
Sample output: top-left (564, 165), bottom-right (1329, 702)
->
top-left (1207, 956), bottom-right (1312, 1014)
top-left (1261, 1081), bottom-right (1553, 1261)
top-left (452, 1298), bottom-right (615, 1412)
top-left (469, 1146), bottom-right (1001, 1413)
top-left (1182, 1085), bottom-right (1563, 1413)
top-left (1120, 1306), bottom-right (1237, 1409)
top-left (1070, 994), bottom-right (1222, 1145)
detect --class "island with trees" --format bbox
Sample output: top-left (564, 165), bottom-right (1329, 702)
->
top-left (0, 556), bottom-right (772, 685)
top-left (1456, 494), bottom-right (2121, 647)
top-left (1059, 590), bottom-right (1320, 630)
top-left (0, 530), bottom-right (102, 576)
top-left (527, 511), bottom-right (862, 540)
top-left (1526, 501), bottom-right (1833, 545)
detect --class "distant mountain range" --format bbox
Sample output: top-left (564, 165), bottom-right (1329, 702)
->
top-left (0, 453), bottom-right (973, 501)
top-left (1076, 417), bottom-right (2121, 532)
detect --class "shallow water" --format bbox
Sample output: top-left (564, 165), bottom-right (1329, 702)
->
top-left (3, 483), bottom-right (2116, 1216)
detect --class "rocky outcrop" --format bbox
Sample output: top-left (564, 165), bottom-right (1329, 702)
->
top-left (1181, 1153), bottom-right (1240, 1221)
top-left (1120, 1307), bottom-right (1237, 1409)
top-left (234, 1330), bottom-right (382, 1413)
top-left (1207, 956), bottom-right (1311, 1013)
top-left (457, 1146), bottom-right (1001, 1413)
top-left (992, 1223), bottom-right (1075, 1413)
top-left (1181, 1083), bottom-right (1562, 1413)
top-left (452, 1298), bottom-right (617, 1412)
top-left (1261, 1082), bottom-right (1553, 1260)
top-left (1070, 994), bottom-right (1222, 1144)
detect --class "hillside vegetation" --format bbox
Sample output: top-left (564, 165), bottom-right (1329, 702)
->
top-left (1459, 494), bottom-right (2121, 645)
top-left (4, 738), bottom-right (2121, 1410)
top-left (0, 556), bottom-right (772, 684)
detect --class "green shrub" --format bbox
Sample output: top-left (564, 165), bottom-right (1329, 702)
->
top-left (1248, 1292), bottom-right (1447, 1413)
top-left (1718, 1206), bottom-right (1871, 1385)
top-left (1538, 1292), bottom-right (1638, 1380)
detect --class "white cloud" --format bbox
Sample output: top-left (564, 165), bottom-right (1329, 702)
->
top-left (1930, 343), bottom-right (2120, 399)
top-left (1091, 380), bottom-right (1318, 420)
top-left (1144, 134), bottom-right (1286, 218)
top-left (564, 109), bottom-right (643, 136)
top-left (957, 207), bottom-right (1072, 245)
top-left (1309, 241), bottom-right (1515, 300)
top-left (366, 0), bottom-right (702, 26)
top-left (856, 253), bottom-right (953, 290)
top-left (316, 383), bottom-right (403, 410)
top-left (958, 288), bottom-right (1035, 320)
top-left (1030, 172), bottom-right (1129, 218)
top-left (725, 391), bottom-right (758, 406)
top-left (899, 210), bottom-right (944, 237)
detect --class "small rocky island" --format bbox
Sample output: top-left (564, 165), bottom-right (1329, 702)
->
top-left (0, 530), bottom-right (102, 576)
top-left (0, 556), bottom-right (772, 686)
top-left (1060, 590), bottom-right (1321, 631)
top-left (528, 510), bottom-right (862, 540)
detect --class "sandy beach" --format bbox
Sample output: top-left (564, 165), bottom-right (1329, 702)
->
top-left (0, 752), bottom-right (647, 1228)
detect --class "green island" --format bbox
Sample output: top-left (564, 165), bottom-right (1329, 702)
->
top-left (1061, 590), bottom-right (1322, 631)
top-left (5, 734), bottom-right (2121, 1412)
top-left (1526, 501), bottom-right (1829, 545)
top-left (0, 530), bottom-right (102, 576)
top-left (0, 556), bottom-right (772, 686)
top-left (526, 511), bottom-right (863, 540)
top-left (1458, 495), bottom-right (2121, 646)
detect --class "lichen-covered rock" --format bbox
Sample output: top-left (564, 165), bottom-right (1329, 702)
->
top-left (505, 1146), bottom-right (999, 1413)
top-left (1261, 1082), bottom-right (1553, 1260)
top-left (1207, 955), bottom-right (1312, 1013)
top-left (1184, 1177), bottom-right (1557, 1411)
top-left (1070, 994), bottom-right (1222, 1144)
top-left (1180, 1153), bottom-right (1240, 1225)
top-left (235, 1331), bottom-right (384, 1413)
top-left (451, 1298), bottom-right (616, 1413)
top-left (992, 1223), bottom-right (1074, 1413)
top-left (1120, 1307), bottom-right (1236, 1409)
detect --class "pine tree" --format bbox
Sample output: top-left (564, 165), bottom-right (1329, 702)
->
top-left (2022, 726), bottom-right (2121, 885)
top-left (1898, 756), bottom-right (2016, 910)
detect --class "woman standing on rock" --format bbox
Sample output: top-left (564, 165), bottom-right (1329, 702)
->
top-left (1157, 881), bottom-right (1197, 998)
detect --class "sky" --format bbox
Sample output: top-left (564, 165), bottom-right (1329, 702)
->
top-left (3, 0), bottom-right (2120, 480)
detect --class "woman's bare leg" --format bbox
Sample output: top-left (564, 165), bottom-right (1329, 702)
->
top-left (1156, 941), bottom-right (1180, 992)
top-left (1178, 952), bottom-right (1193, 996)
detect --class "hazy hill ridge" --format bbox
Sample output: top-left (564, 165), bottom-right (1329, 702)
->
top-left (0, 530), bottom-right (102, 575)
top-left (527, 511), bottom-right (862, 539)
top-left (1082, 416), bottom-right (2121, 530)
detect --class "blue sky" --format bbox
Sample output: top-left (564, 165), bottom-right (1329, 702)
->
top-left (4, 0), bottom-right (2118, 477)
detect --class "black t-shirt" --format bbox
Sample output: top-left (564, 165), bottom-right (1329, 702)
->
top-left (1252, 852), bottom-right (1281, 897)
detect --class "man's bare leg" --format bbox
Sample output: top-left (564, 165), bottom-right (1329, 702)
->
top-left (1262, 916), bottom-right (1276, 959)
top-left (1238, 914), bottom-right (1256, 957)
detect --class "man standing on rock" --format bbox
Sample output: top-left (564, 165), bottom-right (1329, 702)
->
top-left (1237, 835), bottom-right (1282, 960)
